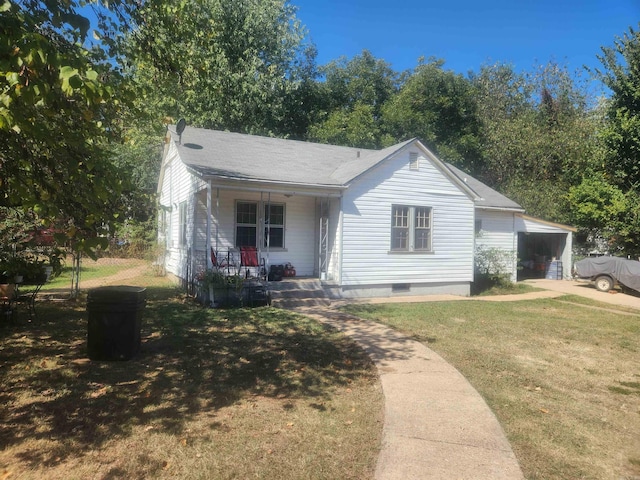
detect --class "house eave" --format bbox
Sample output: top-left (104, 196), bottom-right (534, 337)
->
top-left (192, 169), bottom-right (345, 197)
top-left (516, 213), bottom-right (577, 232)
top-left (477, 206), bottom-right (526, 213)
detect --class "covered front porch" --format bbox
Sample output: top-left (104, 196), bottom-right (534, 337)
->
top-left (188, 180), bottom-right (343, 287)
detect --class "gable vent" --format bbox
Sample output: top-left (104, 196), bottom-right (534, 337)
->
top-left (409, 152), bottom-right (419, 171)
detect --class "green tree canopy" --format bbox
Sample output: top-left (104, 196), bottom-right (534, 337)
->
top-left (598, 24), bottom-right (640, 190)
top-left (586, 23), bottom-right (640, 255)
top-left (0, 0), bottom-right (130, 252)
top-left (382, 58), bottom-right (482, 172)
top-left (471, 61), bottom-right (598, 222)
top-left (308, 50), bottom-right (398, 148)
top-left (116, 0), bottom-right (317, 137)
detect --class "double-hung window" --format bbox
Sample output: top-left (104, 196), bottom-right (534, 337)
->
top-left (235, 201), bottom-right (285, 248)
top-left (390, 205), bottom-right (432, 252)
top-left (264, 204), bottom-right (285, 248)
top-left (178, 201), bottom-right (187, 247)
top-left (236, 201), bottom-right (258, 247)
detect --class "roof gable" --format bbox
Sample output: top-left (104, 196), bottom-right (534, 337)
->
top-left (163, 126), bottom-right (516, 208)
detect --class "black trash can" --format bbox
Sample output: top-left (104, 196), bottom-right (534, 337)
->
top-left (87, 286), bottom-right (146, 360)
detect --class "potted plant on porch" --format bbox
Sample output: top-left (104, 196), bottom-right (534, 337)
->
top-left (195, 269), bottom-right (244, 307)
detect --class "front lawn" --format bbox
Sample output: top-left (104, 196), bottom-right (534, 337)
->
top-left (0, 288), bottom-right (383, 479)
top-left (341, 296), bottom-right (640, 480)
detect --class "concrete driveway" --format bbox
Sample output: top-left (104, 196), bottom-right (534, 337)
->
top-left (523, 278), bottom-right (640, 310)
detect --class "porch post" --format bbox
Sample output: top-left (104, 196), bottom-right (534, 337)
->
top-left (215, 187), bottom-right (220, 255)
top-left (266, 192), bottom-right (271, 274)
top-left (206, 181), bottom-right (212, 270)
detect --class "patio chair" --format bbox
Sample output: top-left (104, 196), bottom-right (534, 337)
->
top-left (1, 283), bottom-right (16, 322)
top-left (239, 247), bottom-right (266, 280)
top-left (211, 247), bottom-right (240, 276)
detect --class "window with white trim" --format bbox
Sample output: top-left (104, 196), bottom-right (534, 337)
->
top-left (390, 205), bottom-right (432, 252)
top-left (409, 152), bottom-right (419, 171)
top-left (235, 201), bottom-right (258, 247)
top-left (264, 203), bottom-right (285, 248)
top-left (178, 201), bottom-right (187, 247)
top-left (235, 201), bottom-right (286, 248)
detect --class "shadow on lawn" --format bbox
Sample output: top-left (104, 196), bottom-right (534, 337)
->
top-left (0, 287), bottom-right (373, 468)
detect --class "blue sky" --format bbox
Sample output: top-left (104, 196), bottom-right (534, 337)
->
top-left (293, 0), bottom-right (638, 82)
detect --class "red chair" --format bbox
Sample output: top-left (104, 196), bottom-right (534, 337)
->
top-left (210, 248), bottom-right (240, 275)
top-left (239, 247), bottom-right (266, 280)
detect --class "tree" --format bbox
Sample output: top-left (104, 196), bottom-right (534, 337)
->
top-left (591, 24), bottom-right (640, 254)
top-left (115, 0), bottom-right (317, 137)
top-left (0, 0), bottom-right (129, 252)
top-left (308, 50), bottom-right (398, 148)
top-left (597, 24), bottom-right (640, 190)
top-left (471, 61), bottom-right (598, 222)
top-left (382, 58), bottom-right (482, 172)
top-left (308, 102), bottom-right (383, 149)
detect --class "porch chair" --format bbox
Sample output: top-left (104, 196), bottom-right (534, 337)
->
top-left (239, 247), bottom-right (267, 280)
top-left (210, 248), bottom-right (240, 276)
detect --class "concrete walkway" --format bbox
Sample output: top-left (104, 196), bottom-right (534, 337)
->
top-left (296, 306), bottom-right (524, 480)
top-left (293, 280), bottom-right (640, 479)
top-left (523, 278), bottom-right (640, 309)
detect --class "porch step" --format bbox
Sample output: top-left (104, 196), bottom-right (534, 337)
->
top-left (267, 278), bottom-right (334, 309)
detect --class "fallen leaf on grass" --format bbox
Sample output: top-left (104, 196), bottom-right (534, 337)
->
top-left (539, 408), bottom-right (550, 414)
top-left (162, 461), bottom-right (170, 470)
top-left (344, 420), bottom-right (353, 425)
top-left (89, 387), bottom-right (108, 398)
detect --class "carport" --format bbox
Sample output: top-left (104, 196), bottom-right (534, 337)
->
top-left (516, 214), bottom-right (576, 280)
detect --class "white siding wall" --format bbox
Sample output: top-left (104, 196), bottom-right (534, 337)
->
top-left (203, 189), bottom-right (317, 276)
top-left (158, 142), bottom-right (206, 279)
top-left (341, 148), bottom-right (475, 288)
top-left (327, 197), bottom-right (341, 282)
top-left (475, 209), bottom-right (518, 282)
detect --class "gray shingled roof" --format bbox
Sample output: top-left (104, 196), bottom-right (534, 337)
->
top-left (167, 126), bottom-right (520, 210)
top-left (445, 163), bottom-right (524, 211)
top-left (169, 126), bottom-right (414, 187)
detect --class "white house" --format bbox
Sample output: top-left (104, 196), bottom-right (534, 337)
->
top-left (157, 125), bottom-right (574, 298)
top-left (446, 164), bottom-right (576, 282)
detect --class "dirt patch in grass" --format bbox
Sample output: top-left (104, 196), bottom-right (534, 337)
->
top-left (341, 296), bottom-right (640, 480)
top-left (0, 288), bottom-right (382, 479)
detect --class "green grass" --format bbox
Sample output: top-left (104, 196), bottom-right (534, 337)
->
top-left (472, 281), bottom-right (542, 296)
top-left (0, 288), bottom-right (382, 479)
top-left (42, 258), bottom-right (161, 291)
top-left (340, 296), bottom-right (640, 480)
